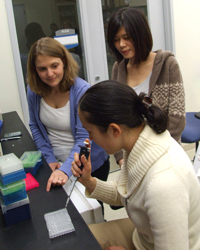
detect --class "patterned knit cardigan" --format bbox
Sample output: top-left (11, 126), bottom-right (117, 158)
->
top-left (112, 49), bottom-right (186, 162)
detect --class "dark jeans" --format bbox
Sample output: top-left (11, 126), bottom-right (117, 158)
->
top-left (91, 156), bottom-right (110, 215)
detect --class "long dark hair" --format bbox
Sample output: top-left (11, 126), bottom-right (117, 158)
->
top-left (79, 80), bottom-right (168, 134)
top-left (107, 7), bottom-right (153, 65)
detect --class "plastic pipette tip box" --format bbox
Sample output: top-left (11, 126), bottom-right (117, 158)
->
top-left (25, 173), bottom-right (39, 191)
top-left (1, 197), bottom-right (31, 226)
top-left (44, 208), bottom-right (75, 239)
top-left (0, 153), bottom-right (26, 185)
top-left (20, 151), bottom-right (42, 175)
top-left (0, 180), bottom-right (27, 205)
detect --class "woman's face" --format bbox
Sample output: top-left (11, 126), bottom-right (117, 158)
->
top-left (79, 110), bottom-right (120, 155)
top-left (35, 55), bottom-right (64, 88)
top-left (113, 26), bottom-right (135, 59)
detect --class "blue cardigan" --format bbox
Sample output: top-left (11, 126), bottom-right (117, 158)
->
top-left (27, 77), bottom-right (108, 178)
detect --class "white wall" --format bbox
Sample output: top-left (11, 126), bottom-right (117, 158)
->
top-left (0, 0), bottom-right (23, 121)
top-left (172, 0), bottom-right (200, 111)
top-left (0, 0), bottom-right (200, 124)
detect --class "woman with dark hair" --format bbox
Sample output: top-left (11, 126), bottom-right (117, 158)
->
top-left (25, 22), bottom-right (46, 50)
top-left (49, 23), bottom-right (58, 38)
top-left (107, 7), bottom-right (185, 167)
top-left (27, 37), bottom-right (109, 193)
top-left (72, 80), bottom-right (200, 250)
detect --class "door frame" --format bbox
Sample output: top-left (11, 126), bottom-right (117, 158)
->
top-left (5, 0), bottom-right (29, 129)
top-left (147, 0), bottom-right (175, 53)
top-left (77, 0), bottom-right (109, 85)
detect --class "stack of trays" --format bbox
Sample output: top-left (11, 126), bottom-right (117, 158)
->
top-left (1, 197), bottom-right (31, 226)
top-left (0, 153), bottom-right (26, 185)
top-left (0, 180), bottom-right (27, 205)
top-left (0, 153), bottom-right (31, 226)
top-left (20, 151), bottom-right (42, 175)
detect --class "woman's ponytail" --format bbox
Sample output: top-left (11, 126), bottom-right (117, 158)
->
top-left (138, 93), bottom-right (168, 134)
top-left (79, 81), bottom-right (168, 134)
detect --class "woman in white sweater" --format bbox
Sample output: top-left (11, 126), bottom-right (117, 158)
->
top-left (72, 80), bottom-right (200, 250)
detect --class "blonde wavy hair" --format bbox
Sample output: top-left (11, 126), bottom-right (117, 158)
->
top-left (27, 37), bottom-right (78, 96)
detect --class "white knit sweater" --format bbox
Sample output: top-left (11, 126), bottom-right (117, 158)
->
top-left (86, 125), bottom-right (200, 250)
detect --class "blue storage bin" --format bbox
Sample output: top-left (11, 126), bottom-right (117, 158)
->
top-left (0, 180), bottom-right (27, 205)
top-left (20, 151), bottom-right (42, 175)
top-left (0, 153), bottom-right (26, 185)
top-left (0, 170), bottom-right (26, 186)
top-left (1, 197), bottom-right (31, 226)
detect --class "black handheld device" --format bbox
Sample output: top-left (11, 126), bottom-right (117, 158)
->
top-left (78, 145), bottom-right (90, 170)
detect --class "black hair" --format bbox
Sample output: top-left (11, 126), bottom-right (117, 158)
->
top-left (107, 7), bottom-right (153, 65)
top-left (25, 22), bottom-right (46, 50)
top-left (79, 80), bottom-right (168, 134)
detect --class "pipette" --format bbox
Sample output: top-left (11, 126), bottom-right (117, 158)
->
top-left (65, 141), bottom-right (90, 208)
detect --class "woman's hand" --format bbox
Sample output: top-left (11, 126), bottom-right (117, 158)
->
top-left (105, 246), bottom-right (127, 250)
top-left (49, 162), bottom-right (61, 171)
top-left (71, 139), bottom-right (96, 193)
top-left (46, 170), bottom-right (68, 192)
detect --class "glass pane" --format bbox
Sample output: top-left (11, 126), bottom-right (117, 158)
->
top-left (101, 0), bottom-right (147, 78)
top-left (12, 0), bottom-right (86, 89)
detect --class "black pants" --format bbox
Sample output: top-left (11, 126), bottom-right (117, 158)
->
top-left (91, 156), bottom-right (110, 215)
